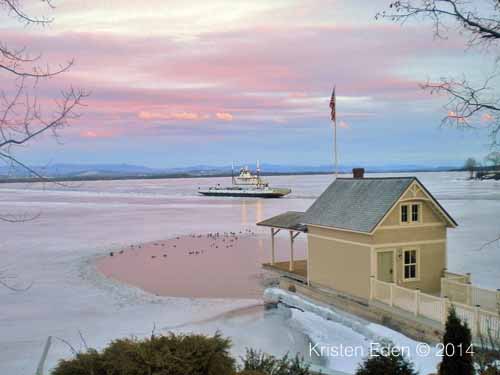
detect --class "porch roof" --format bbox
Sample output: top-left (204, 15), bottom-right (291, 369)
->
top-left (256, 211), bottom-right (307, 232)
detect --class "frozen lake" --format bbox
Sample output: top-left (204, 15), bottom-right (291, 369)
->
top-left (0, 172), bottom-right (498, 374)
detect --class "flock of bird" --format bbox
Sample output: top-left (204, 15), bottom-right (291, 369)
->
top-left (108, 229), bottom-right (257, 259)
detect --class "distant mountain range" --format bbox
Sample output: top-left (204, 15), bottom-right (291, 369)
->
top-left (0, 162), bottom-right (462, 182)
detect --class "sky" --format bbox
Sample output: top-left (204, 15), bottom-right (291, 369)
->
top-left (0, 0), bottom-right (495, 169)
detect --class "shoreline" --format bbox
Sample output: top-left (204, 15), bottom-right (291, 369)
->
top-left (96, 231), bottom-right (307, 299)
top-left (0, 169), bottom-right (463, 184)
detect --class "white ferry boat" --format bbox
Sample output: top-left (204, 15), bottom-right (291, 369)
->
top-left (198, 163), bottom-right (291, 198)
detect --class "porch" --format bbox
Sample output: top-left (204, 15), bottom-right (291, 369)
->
top-left (263, 260), bottom-right (308, 283)
top-left (257, 211), bottom-right (308, 282)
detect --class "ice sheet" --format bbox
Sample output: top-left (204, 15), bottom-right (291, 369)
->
top-left (0, 172), bottom-right (497, 374)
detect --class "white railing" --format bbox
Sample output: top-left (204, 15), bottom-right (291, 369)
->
top-left (472, 286), bottom-right (499, 313)
top-left (443, 270), bottom-right (471, 284)
top-left (372, 278), bottom-right (392, 305)
top-left (441, 278), bottom-right (469, 304)
top-left (441, 277), bottom-right (500, 314)
top-left (392, 284), bottom-right (417, 313)
top-left (454, 303), bottom-right (476, 330)
top-left (419, 292), bottom-right (445, 323)
top-left (453, 301), bottom-right (500, 337)
top-left (370, 277), bottom-right (500, 339)
top-left (478, 309), bottom-right (500, 340)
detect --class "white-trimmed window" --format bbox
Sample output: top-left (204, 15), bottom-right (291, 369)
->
top-left (403, 249), bottom-right (418, 281)
top-left (411, 204), bottom-right (420, 222)
top-left (401, 203), bottom-right (421, 224)
top-left (401, 205), bottom-right (408, 223)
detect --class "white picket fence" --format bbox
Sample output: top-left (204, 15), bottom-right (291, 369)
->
top-left (441, 277), bottom-right (500, 314)
top-left (443, 270), bottom-right (471, 284)
top-left (370, 277), bottom-right (500, 338)
top-left (419, 292), bottom-right (445, 323)
top-left (392, 284), bottom-right (417, 313)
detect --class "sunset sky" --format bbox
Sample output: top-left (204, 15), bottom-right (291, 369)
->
top-left (0, 0), bottom-right (493, 168)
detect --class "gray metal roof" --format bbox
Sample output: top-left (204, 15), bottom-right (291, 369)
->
top-left (302, 177), bottom-right (415, 233)
top-left (257, 211), bottom-right (307, 232)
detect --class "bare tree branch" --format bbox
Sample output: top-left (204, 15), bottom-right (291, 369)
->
top-left (0, 58), bottom-right (74, 79)
top-left (421, 75), bottom-right (500, 146)
top-left (1, 0), bottom-right (54, 25)
top-left (377, 0), bottom-right (500, 148)
top-left (54, 336), bottom-right (79, 356)
top-left (0, 1), bottom-right (89, 291)
top-left (0, 2), bottom-right (89, 189)
top-left (0, 87), bottom-right (89, 184)
top-left (477, 233), bottom-right (500, 251)
top-left (377, 0), bottom-right (500, 45)
top-left (0, 88), bottom-right (88, 149)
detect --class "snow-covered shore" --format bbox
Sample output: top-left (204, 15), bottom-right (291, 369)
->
top-left (264, 288), bottom-right (441, 374)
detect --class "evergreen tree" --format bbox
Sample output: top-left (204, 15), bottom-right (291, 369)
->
top-left (356, 346), bottom-right (417, 375)
top-left (240, 349), bottom-right (312, 375)
top-left (439, 307), bottom-right (474, 375)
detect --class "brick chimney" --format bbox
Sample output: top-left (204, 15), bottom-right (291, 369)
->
top-left (352, 168), bottom-right (365, 179)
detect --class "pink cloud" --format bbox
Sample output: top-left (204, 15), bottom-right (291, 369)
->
top-left (138, 111), bottom-right (204, 121)
top-left (80, 129), bottom-right (116, 138)
top-left (289, 92), bottom-right (308, 98)
top-left (338, 120), bottom-right (350, 129)
top-left (482, 113), bottom-right (494, 122)
top-left (0, 15), bottom-right (473, 144)
top-left (215, 112), bottom-right (234, 121)
top-left (447, 111), bottom-right (466, 123)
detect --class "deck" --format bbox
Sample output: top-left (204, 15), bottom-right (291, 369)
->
top-left (262, 260), bottom-right (307, 283)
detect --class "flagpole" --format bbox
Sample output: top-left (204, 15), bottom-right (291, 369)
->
top-left (334, 117), bottom-right (338, 178)
top-left (330, 85), bottom-right (338, 178)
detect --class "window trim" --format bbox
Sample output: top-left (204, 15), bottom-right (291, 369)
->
top-left (401, 247), bottom-right (420, 282)
top-left (399, 202), bottom-right (423, 225)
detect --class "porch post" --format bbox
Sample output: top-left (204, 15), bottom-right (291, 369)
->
top-left (474, 305), bottom-right (481, 336)
top-left (289, 230), bottom-right (294, 271)
top-left (306, 240), bottom-right (310, 286)
top-left (442, 296), bottom-right (449, 325)
top-left (466, 282), bottom-right (472, 305)
top-left (414, 289), bottom-right (420, 317)
top-left (369, 276), bottom-right (375, 300)
top-left (270, 228), bottom-right (276, 265)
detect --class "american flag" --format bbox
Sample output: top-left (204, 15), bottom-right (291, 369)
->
top-left (329, 86), bottom-right (336, 122)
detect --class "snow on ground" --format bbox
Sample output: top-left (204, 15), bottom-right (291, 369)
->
top-left (265, 288), bottom-right (441, 374)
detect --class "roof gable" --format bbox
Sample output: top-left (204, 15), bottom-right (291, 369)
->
top-left (398, 179), bottom-right (458, 229)
top-left (303, 177), bottom-right (415, 233)
top-left (303, 177), bottom-right (458, 233)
